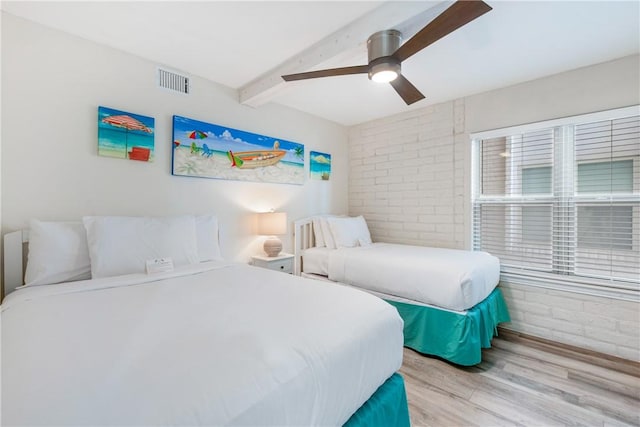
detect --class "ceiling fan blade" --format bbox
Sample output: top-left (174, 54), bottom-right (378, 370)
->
top-left (392, 0), bottom-right (492, 63)
top-left (282, 65), bottom-right (368, 82)
top-left (389, 75), bottom-right (425, 105)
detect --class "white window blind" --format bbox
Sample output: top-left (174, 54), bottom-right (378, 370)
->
top-left (472, 108), bottom-right (639, 299)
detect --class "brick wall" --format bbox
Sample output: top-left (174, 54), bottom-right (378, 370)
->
top-left (349, 100), bottom-right (469, 249)
top-left (501, 283), bottom-right (639, 361)
top-left (348, 98), bottom-right (640, 362)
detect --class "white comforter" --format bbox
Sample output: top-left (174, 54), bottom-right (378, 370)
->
top-left (328, 243), bottom-right (500, 311)
top-left (1, 261), bottom-right (403, 426)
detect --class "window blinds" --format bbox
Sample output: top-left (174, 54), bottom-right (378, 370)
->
top-left (472, 112), bottom-right (639, 294)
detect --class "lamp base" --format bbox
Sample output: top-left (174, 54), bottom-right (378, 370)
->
top-left (263, 236), bottom-right (283, 257)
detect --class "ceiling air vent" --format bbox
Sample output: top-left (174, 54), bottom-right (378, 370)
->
top-left (157, 67), bottom-right (190, 95)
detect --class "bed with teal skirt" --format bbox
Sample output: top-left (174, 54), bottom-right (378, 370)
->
top-left (384, 288), bottom-right (511, 366)
top-left (344, 373), bottom-right (410, 427)
top-left (295, 216), bottom-right (511, 366)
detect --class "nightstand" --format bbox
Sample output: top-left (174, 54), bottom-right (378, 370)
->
top-left (251, 253), bottom-right (294, 274)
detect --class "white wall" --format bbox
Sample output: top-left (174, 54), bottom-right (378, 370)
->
top-left (348, 55), bottom-right (640, 361)
top-left (1, 13), bottom-right (348, 266)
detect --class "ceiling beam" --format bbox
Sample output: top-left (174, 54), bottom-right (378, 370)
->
top-left (239, 1), bottom-right (453, 108)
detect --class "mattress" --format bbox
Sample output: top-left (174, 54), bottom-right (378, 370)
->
top-left (1, 261), bottom-right (404, 426)
top-left (328, 243), bottom-right (500, 311)
top-left (302, 246), bottom-right (332, 276)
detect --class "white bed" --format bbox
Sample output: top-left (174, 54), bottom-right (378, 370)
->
top-left (296, 217), bottom-right (500, 312)
top-left (1, 216), bottom-right (407, 426)
top-left (294, 215), bottom-right (511, 366)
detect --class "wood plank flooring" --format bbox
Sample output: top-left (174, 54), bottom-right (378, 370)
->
top-left (400, 337), bottom-right (640, 426)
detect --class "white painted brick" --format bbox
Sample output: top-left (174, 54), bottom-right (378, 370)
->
top-left (403, 222), bottom-right (436, 232)
top-left (525, 291), bottom-right (584, 311)
top-left (525, 312), bottom-right (585, 335)
top-left (362, 155), bottom-right (389, 165)
top-left (362, 169), bottom-right (388, 179)
top-left (618, 319), bottom-right (640, 336)
top-left (583, 301), bottom-right (638, 319)
top-left (375, 145), bottom-right (400, 156)
top-left (375, 175), bottom-right (402, 185)
top-left (401, 206), bottom-right (424, 215)
top-left (506, 309), bottom-right (524, 322)
top-left (508, 299), bottom-right (552, 317)
top-left (388, 150), bottom-right (419, 162)
top-left (584, 326), bottom-right (639, 348)
top-left (435, 205), bottom-right (455, 215)
top-left (383, 158), bottom-right (424, 169)
top-left (388, 183), bottom-right (418, 192)
top-left (551, 308), bottom-right (617, 331)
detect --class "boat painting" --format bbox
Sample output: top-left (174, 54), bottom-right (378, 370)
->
top-left (227, 148), bottom-right (286, 169)
top-left (172, 115), bottom-right (304, 184)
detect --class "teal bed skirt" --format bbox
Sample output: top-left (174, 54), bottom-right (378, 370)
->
top-left (385, 287), bottom-right (511, 366)
top-left (343, 373), bottom-right (410, 427)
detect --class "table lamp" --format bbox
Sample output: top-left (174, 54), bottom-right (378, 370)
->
top-left (257, 212), bottom-right (287, 257)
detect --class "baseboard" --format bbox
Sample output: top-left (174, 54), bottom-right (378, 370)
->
top-left (497, 327), bottom-right (640, 378)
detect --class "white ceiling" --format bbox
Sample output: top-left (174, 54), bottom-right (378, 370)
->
top-left (2, 1), bottom-right (639, 126)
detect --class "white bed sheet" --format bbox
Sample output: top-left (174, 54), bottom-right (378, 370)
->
top-left (328, 243), bottom-right (500, 311)
top-left (1, 261), bottom-right (403, 426)
top-left (302, 246), bottom-right (333, 276)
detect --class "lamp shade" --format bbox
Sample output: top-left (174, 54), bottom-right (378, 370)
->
top-left (257, 212), bottom-right (287, 236)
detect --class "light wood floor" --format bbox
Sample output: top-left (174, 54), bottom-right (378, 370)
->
top-left (400, 337), bottom-right (640, 426)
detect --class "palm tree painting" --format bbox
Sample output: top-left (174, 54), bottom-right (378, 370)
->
top-left (310, 151), bottom-right (331, 181)
top-left (171, 115), bottom-right (305, 184)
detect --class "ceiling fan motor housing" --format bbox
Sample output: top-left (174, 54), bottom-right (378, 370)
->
top-left (367, 29), bottom-right (402, 62)
top-left (367, 29), bottom-right (402, 80)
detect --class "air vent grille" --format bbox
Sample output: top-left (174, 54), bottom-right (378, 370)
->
top-left (157, 68), bottom-right (190, 94)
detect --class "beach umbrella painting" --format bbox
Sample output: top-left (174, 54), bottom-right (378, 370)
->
top-left (188, 130), bottom-right (207, 140)
top-left (98, 107), bottom-right (154, 161)
top-left (188, 130), bottom-right (207, 154)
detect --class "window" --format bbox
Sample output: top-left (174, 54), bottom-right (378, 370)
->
top-left (472, 107), bottom-right (639, 298)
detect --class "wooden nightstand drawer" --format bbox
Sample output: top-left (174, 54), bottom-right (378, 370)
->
top-left (251, 253), bottom-right (294, 274)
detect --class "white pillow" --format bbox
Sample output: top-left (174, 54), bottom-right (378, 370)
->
top-left (24, 220), bottom-right (92, 286)
top-left (196, 215), bottom-right (222, 261)
top-left (320, 217), bottom-right (337, 249)
top-left (312, 217), bottom-right (326, 248)
top-left (83, 215), bottom-right (199, 278)
top-left (327, 216), bottom-right (372, 248)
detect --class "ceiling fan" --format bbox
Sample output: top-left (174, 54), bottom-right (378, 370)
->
top-left (282, 0), bottom-right (492, 105)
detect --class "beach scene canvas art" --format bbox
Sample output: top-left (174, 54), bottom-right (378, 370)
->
top-left (172, 115), bottom-right (304, 184)
top-left (310, 151), bottom-right (331, 180)
top-left (98, 106), bottom-right (154, 162)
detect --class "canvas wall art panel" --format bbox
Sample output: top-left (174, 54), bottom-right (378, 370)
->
top-left (98, 106), bottom-right (155, 162)
top-left (310, 151), bottom-right (331, 180)
top-left (172, 116), bottom-right (304, 185)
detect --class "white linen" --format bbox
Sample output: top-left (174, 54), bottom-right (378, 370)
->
top-left (302, 246), bottom-right (333, 276)
top-left (1, 262), bottom-right (403, 426)
top-left (312, 217), bottom-right (326, 247)
top-left (83, 215), bottom-right (200, 278)
top-left (319, 217), bottom-right (337, 249)
top-left (195, 214), bottom-right (222, 261)
top-left (327, 216), bottom-right (372, 248)
top-left (328, 243), bottom-right (500, 311)
top-left (24, 220), bottom-right (91, 286)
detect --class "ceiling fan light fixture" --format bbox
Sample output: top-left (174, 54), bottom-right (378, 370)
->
top-left (371, 69), bottom-right (398, 83)
top-left (369, 61), bottom-right (401, 83)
